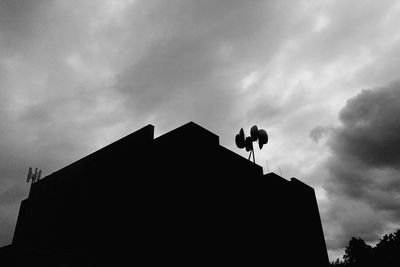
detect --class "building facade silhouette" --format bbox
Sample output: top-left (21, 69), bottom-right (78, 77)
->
top-left (1, 122), bottom-right (329, 266)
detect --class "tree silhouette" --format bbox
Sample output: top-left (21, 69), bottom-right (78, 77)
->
top-left (330, 258), bottom-right (345, 266)
top-left (374, 229), bottom-right (400, 265)
top-left (330, 229), bottom-right (400, 266)
top-left (342, 237), bottom-right (373, 266)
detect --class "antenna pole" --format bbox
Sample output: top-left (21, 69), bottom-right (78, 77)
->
top-left (266, 160), bottom-right (270, 173)
top-left (28, 174), bottom-right (33, 197)
top-left (252, 149), bottom-right (255, 163)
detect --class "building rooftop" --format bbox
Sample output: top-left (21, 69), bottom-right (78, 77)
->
top-left (2, 121), bottom-right (328, 266)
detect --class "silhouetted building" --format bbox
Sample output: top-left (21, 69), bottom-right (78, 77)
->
top-left (1, 122), bottom-right (329, 266)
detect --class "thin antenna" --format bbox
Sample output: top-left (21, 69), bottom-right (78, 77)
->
top-left (266, 160), bottom-right (270, 173)
top-left (279, 168), bottom-right (282, 177)
top-left (248, 150), bottom-right (256, 163)
top-left (26, 167), bottom-right (42, 184)
top-left (33, 168), bottom-right (38, 183)
top-left (26, 167), bottom-right (32, 183)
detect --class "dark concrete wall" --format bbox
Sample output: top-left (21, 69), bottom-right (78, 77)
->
top-left (13, 124), bottom-right (155, 252)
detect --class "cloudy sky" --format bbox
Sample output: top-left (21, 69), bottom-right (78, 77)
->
top-left (1, 0), bottom-right (400, 261)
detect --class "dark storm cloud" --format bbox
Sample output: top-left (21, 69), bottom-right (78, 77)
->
top-left (321, 80), bottom-right (400, 252)
top-left (334, 86), bottom-right (400, 167)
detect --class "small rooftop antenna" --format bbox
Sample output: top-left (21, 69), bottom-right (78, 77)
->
top-left (26, 167), bottom-right (42, 184)
top-left (235, 125), bottom-right (268, 163)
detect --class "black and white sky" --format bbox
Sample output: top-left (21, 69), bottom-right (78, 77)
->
top-left (1, 0), bottom-right (400, 261)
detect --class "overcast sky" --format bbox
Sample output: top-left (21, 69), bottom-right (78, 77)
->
top-left (1, 0), bottom-right (400, 261)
